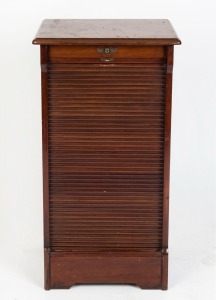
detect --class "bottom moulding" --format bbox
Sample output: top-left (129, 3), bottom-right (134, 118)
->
top-left (44, 250), bottom-right (168, 290)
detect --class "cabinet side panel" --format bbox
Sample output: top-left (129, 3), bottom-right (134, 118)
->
top-left (162, 45), bottom-right (174, 289)
top-left (40, 45), bottom-right (50, 290)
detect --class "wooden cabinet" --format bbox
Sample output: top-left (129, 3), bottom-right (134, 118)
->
top-left (33, 19), bottom-right (181, 290)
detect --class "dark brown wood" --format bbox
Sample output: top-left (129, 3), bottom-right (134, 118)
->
top-left (33, 19), bottom-right (180, 290)
top-left (161, 45), bottom-right (174, 289)
top-left (49, 45), bottom-right (165, 60)
top-left (50, 253), bottom-right (162, 289)
top-left (44, 248), bottom-right (50, 290)
top-left (40, 45), bottom-right (51, 290)
top-left (163, 46), bottom-right (173, 250)
top-left (161, 251), bottom-right (168, 290)
top-left (33, 19), bottom-right (181, 46)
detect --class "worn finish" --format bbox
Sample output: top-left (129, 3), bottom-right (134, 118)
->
top-left (33, 19), bottom-right (181, 290)
top-left (33, 19), bottom-right (181, 45)
top-left (50, 252), bottom-right (162, 289)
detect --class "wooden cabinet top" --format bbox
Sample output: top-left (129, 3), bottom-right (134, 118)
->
top-left (32, 19), bottom-right (181, 46)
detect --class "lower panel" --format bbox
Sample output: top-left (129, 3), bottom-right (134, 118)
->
top-left (46, 251), bottom-right (167, 290)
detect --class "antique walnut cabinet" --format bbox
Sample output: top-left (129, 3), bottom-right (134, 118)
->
top-left (33, 19), bottom-right (181, 290)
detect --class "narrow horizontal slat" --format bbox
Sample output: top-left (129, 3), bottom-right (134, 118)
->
top-left (49, 93), bottom-right (164, 105)
top-left (48, 79), bottom-right (165, 86)
top-left (48, 62), bottom-right (166, 67)
top-left (50, 195), bottom-right (163, 201)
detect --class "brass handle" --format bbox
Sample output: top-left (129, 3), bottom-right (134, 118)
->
top-left (100, 57), bottom-right (114, 62)
top-left (97, 47), bottom-right (117, 54)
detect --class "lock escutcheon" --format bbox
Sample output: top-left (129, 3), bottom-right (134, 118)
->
top-left (97, 47), bottom-right (117, 54)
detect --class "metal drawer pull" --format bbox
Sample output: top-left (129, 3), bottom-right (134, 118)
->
top-left (97, 47), bottom-right (117, 54)
top-left (100, 57), bottom-right (114, 62)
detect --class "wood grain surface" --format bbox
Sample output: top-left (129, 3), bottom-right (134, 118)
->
top-left (50, 252), bottom-right (162, 289)
top-left (33, 19), bottom-right (181, 45)
top-left (47, 59), bottom-right (166, 254)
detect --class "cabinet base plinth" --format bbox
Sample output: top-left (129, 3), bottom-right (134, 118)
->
top-left (44, 251), bottom-right (168, 290)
